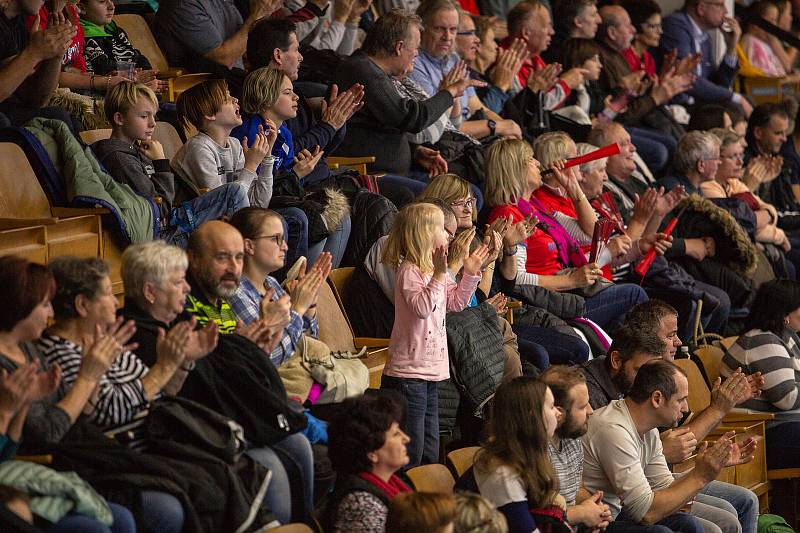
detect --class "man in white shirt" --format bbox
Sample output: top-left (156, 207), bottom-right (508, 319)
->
top-left (582, 359), bottom-right (735, 533)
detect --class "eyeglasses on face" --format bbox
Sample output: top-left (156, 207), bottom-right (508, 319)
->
top-left (251, 234), bottom-right (286, 246)
top-left (457, 30), bottom-right (478, 36)
top-left (451, 197), bottom-right (476, 209)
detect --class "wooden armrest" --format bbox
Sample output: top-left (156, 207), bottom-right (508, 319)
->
top-left (327, 156), bottom-right (376, 166)
top-left (51, 207), bottom-right (110, 217)
top-left (722, 412), bottom-right (775, 423)
top-left (768, 468), bottom-right (800, 480)
top-left (506, 300), bottom-right (522, 309)
top-left (157, 68), bottom-right (185, 78)
top-left (154, 196), bottom-right (163, 205)
top-left (327, 163), bottom-right (340, 170)
top-left (198, 187), bottom-right (210, 195)
top-left (354, 337), bottom-right (391, 349)
top-left (16, 454), bottom-right (53, 465)
top-left (0, 217), bottom-right (57, 229)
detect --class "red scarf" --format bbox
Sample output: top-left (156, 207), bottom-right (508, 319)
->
top-left (358, 471), bottom-right (412, 500)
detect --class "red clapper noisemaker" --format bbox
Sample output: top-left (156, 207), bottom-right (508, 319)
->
top-left (541, 143), bottom-right (621, 177)
top-left (634, 205), bottom-right (688, 281)
top-left (593, 191), bottom-right (625, 234)
top-left (589, 218), bottom-right (615, 263)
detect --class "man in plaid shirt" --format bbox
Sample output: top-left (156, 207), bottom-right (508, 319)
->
top-left (541, 365), bottom-right (613, 530)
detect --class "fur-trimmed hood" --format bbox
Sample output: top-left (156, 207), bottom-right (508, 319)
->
top-left (672, 194), bottom-right (757, 275)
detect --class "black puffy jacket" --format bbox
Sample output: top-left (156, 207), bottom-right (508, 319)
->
top-left (341, 191), bottom-right (397, 268)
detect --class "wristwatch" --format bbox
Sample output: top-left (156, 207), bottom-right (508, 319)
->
top-left (487, 119), bottom-right (497, 136)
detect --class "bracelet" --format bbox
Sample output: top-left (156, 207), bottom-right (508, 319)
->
top-left (573, 193), bottom-right (587, 203)
top-left (180, 361), bottom-right (196, 372)
top-left (502, 245), bottom-right (517, 257)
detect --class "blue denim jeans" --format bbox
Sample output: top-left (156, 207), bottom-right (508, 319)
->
top-left (246, 432), bottom-right (315, 524)
top-left (310, 213), bottom-right (351, 268)
top-left (380, 376), bottom-right (439, 467)
top-left (627, 126), bottom-right (677, 176)
top-left (276, 207), bottom-right (311, 271)
top-left (698, 477), bottom-right (758, 533)
top-left (163, 183), bottom-right (249, 248)
top-left (50, 503), bottom-right (136, 533)
top-left (584, 283), bottom-right (648, 334)
top-left (140, 491), bottom-right (185, 533)
top-left (612, 509), bottom-right (703, 533)
top-left (512, 325), bottom-right (590, 370)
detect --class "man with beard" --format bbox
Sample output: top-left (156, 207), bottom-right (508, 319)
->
top-left (590, 301), bottom-right (762, 533)
top-left (185, 220), bottom-right (289, 354)
top-left (582, 360), bottom-right (733, 533)
top-left (581, 324), bottom-right (666, 411)
top-left (541, 366), bottom-right (612, 531)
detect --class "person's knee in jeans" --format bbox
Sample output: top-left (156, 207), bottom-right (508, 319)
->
top-left (272, 433), bottom-right (315, 517)
top-left (245, 446), bottom-right (293, 524)
top-left (322, 214), bottom-right (351, 268)
top-left (275, 207), bottom-right (310, 268)
top-left (140, 491), bottom-right (185, 533)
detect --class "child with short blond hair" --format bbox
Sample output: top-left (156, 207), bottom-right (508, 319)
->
top-left (92, 80), bottom-right (248, 248)
top-left (380, 202), bottom-right (488, 467)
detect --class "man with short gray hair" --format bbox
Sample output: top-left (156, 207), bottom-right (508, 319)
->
top-left (333, 9), bottom-right (477, 176)
top-left (660, 131), bottom-right (721, 195)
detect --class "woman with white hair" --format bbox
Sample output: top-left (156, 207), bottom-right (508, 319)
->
top-left (118, 241), bottom-right (316, 525)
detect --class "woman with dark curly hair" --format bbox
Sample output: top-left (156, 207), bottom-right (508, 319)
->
top-left (325, 392), bottom-right (412, 533)
top-left (620, 0), bottom-right (663, 78)
top-left (722, 279), bottom-right (800, 470)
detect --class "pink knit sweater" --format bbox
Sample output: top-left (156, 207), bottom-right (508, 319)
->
top-left (384, 262), bottom-right (481, 381)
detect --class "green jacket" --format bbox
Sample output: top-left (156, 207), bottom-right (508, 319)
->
top-left (24, 118), bottom-right (156, 243)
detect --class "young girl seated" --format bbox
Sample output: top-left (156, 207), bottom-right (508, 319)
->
top-left (233, 67), bottom-right (353, 268)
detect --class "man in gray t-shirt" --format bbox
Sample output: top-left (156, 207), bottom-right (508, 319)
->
top-left (153, 0), bottom-right (279, 74)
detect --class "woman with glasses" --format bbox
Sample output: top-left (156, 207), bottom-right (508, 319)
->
top-left (620, 0), bottom-right (663, 78)
top-left (703, 128), bottom-right (797, 272)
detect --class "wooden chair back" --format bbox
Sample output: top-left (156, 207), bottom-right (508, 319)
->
top-left (79, 129), bottom-right (112, 145)
top-left (406, 464), bottom-right (455, 493)
top-left (316, 281), bottom-right (357, 353)
top-left (153, 121), bottom-right (183, 160)
top-left (269, 523), bottom-right (314, 533)
top-left (447, 446), bottom-right (480, 477)
top-left (694, 345), bottom-right (725, 386)
top-left (0, 143), bottom-right (52, 219)
top-left (113, 14), bottom-right (169, 73)
top-left (674, 358), bottom-right (712, 414)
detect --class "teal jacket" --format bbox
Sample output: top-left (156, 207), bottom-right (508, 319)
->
top-left (25, 118), bottom-right (156, 243)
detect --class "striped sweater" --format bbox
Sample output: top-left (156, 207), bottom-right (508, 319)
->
top-left (36, 334), bottom-right (151, 429)
top-left (722, 328), bottom-right (800, 412)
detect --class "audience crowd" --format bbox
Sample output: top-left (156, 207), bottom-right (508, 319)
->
top-left (2, 0), bottom-right (800, 529)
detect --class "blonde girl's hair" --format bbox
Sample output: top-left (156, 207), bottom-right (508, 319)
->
top-left (381, 202), bottom-right (442, 273)
top-left (386, 492), bottom-right (457, 533)
top-left (533, 131), bottom-right (575, 167)
top-left (417, 173), bottom-right (476, 222)
top-left (453, 493), bottom-right (508, 533)
top-left (241, 67), bottom-right (288, 115)
top-left (485, 138), bottom-right (533, 207)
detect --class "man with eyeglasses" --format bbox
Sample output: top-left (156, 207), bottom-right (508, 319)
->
top-left (410, 0), bottom-right (522, 140)
top-left (660, 0), bottom-right (753, 117)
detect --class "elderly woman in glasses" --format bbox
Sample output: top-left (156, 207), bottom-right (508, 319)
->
top-left (702, 128), bottom-right (792, 251)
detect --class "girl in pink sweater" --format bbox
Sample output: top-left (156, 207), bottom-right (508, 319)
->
top-left (380, 203), bottom-right (487, 467)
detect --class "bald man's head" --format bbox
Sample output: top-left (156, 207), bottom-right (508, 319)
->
top-left (598, 5), bottom-right (635, 50)
top-left (187, 221), bottom-right (245, 302)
